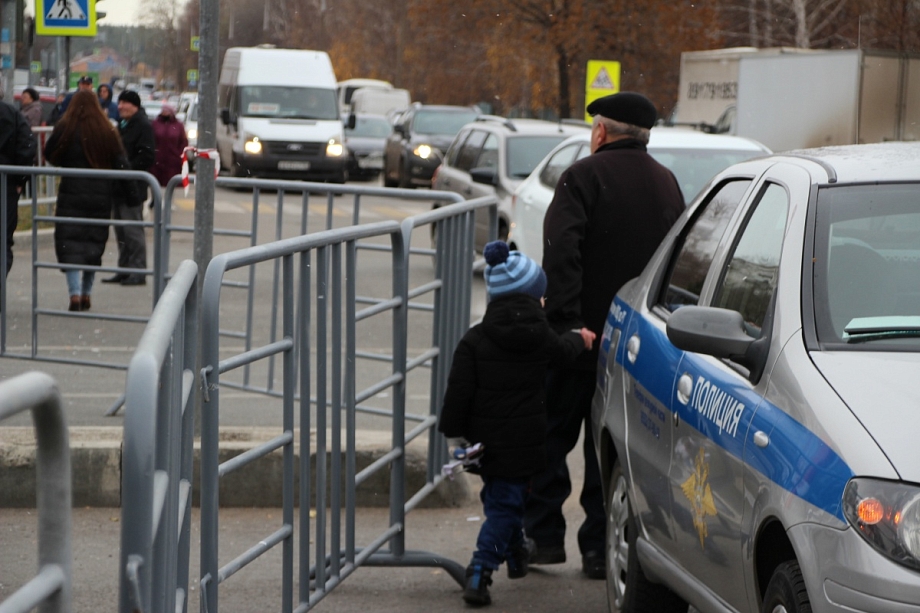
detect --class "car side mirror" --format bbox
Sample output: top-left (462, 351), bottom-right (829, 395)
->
top-left (666, 306), bottom-right (753, 359)
top-left (346, 113), bottom-right (356, 130)
top-left (470, 167), bottom-right (498, 186)
top-left (666, 303), bottom-right (772, 384)
top-left (220, 108), bottom-right (234, 126)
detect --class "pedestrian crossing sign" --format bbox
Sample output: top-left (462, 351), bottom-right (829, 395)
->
top-left (584, 60), bottom-right (621, 123)
top-left (36, 0), bottom-right (98, 37)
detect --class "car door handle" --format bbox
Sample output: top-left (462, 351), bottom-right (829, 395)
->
top-left (626, 334), bottom-right (640, 364)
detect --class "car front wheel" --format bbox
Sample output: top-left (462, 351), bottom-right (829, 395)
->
top-left (607, 460), bottom-right (686, 613)
top-left (761, 561), bottom-right (811, 613)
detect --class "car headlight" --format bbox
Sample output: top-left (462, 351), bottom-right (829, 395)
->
top-left (326, 138), bottom-right (344, 157)
top-left (843, 478), bottom-right (920, 571)
top-left (413, 144), bottom-right (436, 160)
top-left (187, 128), bottom-right (198, 140)
top-left (243, 136), bottom-right (262, 155)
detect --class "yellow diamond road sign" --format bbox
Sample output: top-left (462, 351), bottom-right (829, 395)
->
top-left (584, 60), bottom-right (621, 122)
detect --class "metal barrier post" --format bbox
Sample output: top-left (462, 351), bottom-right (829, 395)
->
top-left (0, 372), bottom-right (71, 613)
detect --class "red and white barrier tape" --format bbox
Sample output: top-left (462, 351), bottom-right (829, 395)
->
top-left (181, 147), bottom-right (221, 196)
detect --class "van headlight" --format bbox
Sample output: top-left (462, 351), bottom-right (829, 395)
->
top-left (243, 136), bottom-right (262, 155)
top-left (843, 478), bottom-right (920, 571)
top-left (326, 138), bottom-right (344, 157)
top-left (187, 128), bottom-right (198, 140)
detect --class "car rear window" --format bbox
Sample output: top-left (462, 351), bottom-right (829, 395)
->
top-left (649, 148), bottom-right (764, 204)
top-left (506, 136), bottom-right (569, 179)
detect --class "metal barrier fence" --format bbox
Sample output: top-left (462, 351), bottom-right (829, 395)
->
top-left (196, 196), bottom-right (493, 612)
top-left (0, 372), bottom-right (71, 613)
top-left (0, 164), bottom-right (165, 374)
top-left (118, 260), bottom-right (198, 613)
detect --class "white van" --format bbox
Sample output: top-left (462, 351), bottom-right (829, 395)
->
top-left (217, 46), bottom-right (347, 183)
top-left (336, 78), bottom-right (392, 116)
top-left (350, 87), bottom-right (411, 118)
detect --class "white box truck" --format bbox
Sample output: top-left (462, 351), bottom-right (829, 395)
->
top-left (350, 87), bottom-right (411, 118)
top-left (676, 48), bottom-right (920, 152)
top-left (217, 45), bottom-right (347, 182)
top-left (336, 78), bottom-right (393, 116)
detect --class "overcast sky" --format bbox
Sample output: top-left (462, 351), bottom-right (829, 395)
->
top-left (27, 0), bottom-right (144, 27)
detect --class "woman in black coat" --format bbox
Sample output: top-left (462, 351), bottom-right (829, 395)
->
top-left (44, 90), bottom-right (128, 311)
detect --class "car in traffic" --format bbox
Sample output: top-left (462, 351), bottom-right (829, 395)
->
top-left (591, 141), bottom-right (920, 613)
top-left (511, 127), bottom-right (770, 262)
top-left (343, 113), bottom-right (392, 180)
top-left (431, 116), bottom-right (589, 249)
top-left (383, 103), bottom-right (480, 189)
top-left (179, 95), bottom-right (199, 170)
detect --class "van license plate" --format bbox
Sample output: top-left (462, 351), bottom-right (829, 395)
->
top-left (278, 161), bottom-right (311, 171)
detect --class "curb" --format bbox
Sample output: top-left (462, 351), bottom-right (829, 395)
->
top-left (12, 227), bottom-right (55, 249)
top-left (0, 426), bottom-right (475, 509)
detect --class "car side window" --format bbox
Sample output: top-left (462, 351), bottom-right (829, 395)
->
top-left (713, 183), bottom-right (789, 338)
top-left (474, 134), bottom-right (499, 170)
top-left (539, 144), bottom-right (579, 189)
top-left (659, 180), bottom-right (752, 311)
top-left (455, 130), bottom-right (487, 172)
top-left (445, 129), bottom-right (468, 167)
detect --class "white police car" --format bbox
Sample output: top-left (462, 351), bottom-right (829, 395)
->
top-left (591, 142), bottom-right (920, 612)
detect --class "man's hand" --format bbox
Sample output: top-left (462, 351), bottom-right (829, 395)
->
top-left (579, 327), bottom-right (596, 350)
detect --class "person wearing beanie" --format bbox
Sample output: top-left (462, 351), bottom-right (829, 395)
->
top-left (522, 91), bottom-right (685, 581)
top-left (102, 89), bottom-right (155, 286)
top-left (438, 240), bottom-right (595, 606)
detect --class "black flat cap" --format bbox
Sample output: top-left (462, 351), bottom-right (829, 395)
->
top-left (586, 92), bottom-right (657, 129)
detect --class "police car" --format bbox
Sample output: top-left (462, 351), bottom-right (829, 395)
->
top-left (591, 142), bottom-right (920, 613)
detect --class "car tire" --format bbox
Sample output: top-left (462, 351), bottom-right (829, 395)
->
top-left (607, 460), bottom-right (686, 613)
top-left (761, 561), bottom-right (811, 613)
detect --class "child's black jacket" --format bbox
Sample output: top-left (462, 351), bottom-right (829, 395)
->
top-left (437, 293), bottom-right (584, 477)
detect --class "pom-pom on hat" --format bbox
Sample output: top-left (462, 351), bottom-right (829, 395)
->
top-left (586, 91), bottom-right (657, 129)
top-left (483, 240), bottom-right (547, 301)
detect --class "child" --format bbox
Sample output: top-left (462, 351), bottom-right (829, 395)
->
top-left (438, 241), bottom-right (595, 606)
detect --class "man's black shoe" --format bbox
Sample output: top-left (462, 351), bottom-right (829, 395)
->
top-left (101, 274), bottom-right (128, 284)
top-left (582, 550), bottom-right (606, 580)
top-left (507, 538), bottom-right (534, 579)
top-left (120, 274), bottom-right (146, 286)
top-left (526, 537), bottom-right (566, 565)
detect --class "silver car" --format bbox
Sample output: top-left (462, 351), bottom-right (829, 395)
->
top-left (591, 142), bottom-right (920, 613)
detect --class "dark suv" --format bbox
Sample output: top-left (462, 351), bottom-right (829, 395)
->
top-left (383, 104), bottom-right (480, 188)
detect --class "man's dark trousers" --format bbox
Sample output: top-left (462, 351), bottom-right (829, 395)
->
top-left (524, 368), bottom-right (605, 556)
top-left (112, 200), bottom-right (146, 271)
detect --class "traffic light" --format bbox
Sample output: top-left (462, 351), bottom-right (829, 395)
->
top-left (96, 1), bottom-right (107, 22)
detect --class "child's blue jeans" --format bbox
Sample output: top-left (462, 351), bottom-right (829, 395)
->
top-left (472, 475), bottom-right (529, 570)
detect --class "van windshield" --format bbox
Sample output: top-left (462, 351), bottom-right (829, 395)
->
top-left (239, 86), bottom-right (338, 120)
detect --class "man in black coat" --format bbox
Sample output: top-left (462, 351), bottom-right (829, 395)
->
top-left (104, 90), bottom-right (155, 286)
top-left (0, 100), bottom-right (37, 288)
top-left (524, 92), bottom-right (685, 579)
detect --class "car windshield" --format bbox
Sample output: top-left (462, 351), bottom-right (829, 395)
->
top-left (413, 110), bottom-right (479, 136)
top-left (239, 86), bottom-right (338, 120)
top-left (346, 116), bottom-right (392, 138)
top-left (813, 183), bottom-right (920, 348)
top-left (650, 148), bottom-right (763, 204)
top-left (506, 136), bottom-right (571, 179)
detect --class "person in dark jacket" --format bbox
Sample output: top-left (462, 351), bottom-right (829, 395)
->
top-left (19, 88), bottom-right (44, 128)
top-left (523, 92), bottom-right (685, 580)
top-left (97, 83), bottom-right (119, 122)
top-left (103, 89), bottom-right (154, 286)
top-left (0, 99), bottom-right (36, 290)
top-left (150, 104), bottom-right (188, 188)
top-left (43, 90), bottom-right (127, 311)
top-left (438, 241), bottom-right (594, 606)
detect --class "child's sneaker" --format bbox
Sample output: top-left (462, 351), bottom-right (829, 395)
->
top-left (506, 539), bottom-right (534, 579)
top-left (463, 563), bottom-right (493, 606)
